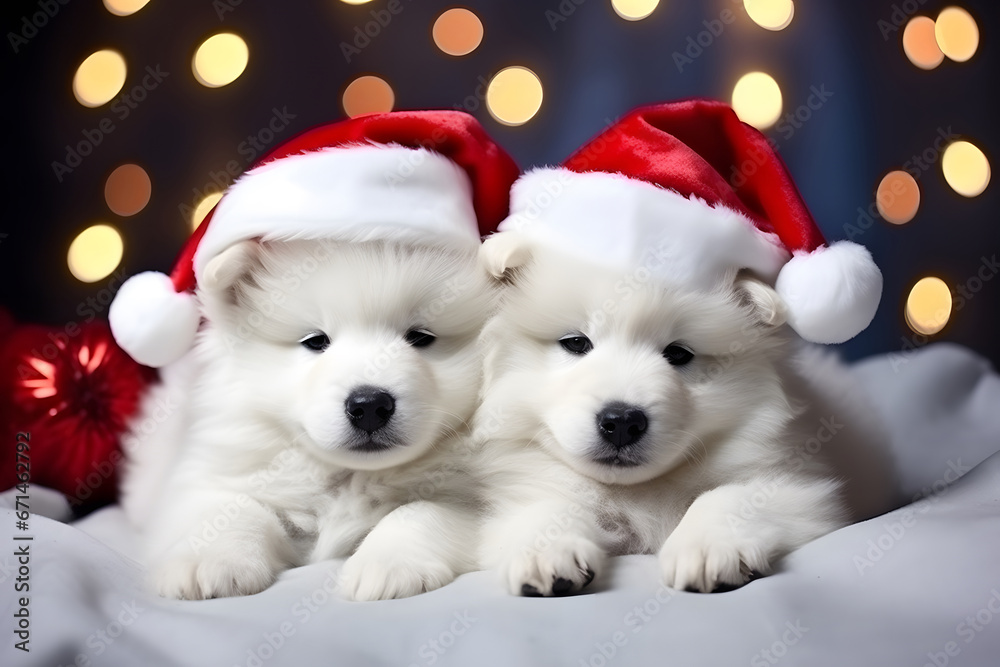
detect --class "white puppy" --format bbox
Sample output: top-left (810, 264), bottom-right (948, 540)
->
top-left (122, 239), bottom-right (493, 601)
top-left (475, 237), bottom-right (893, 596)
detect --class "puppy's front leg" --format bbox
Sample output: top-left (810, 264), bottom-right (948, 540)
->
top-left (339, 500), bottom-right (476, 601)
top-left (484, 500), bottom-right (605, 597)
top-left (150, 489), bottom-right (296, 600)
top-left (659, 476), bottom-right (845, 593)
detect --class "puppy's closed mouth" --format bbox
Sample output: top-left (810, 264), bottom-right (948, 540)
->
top-left (347, 439), bottom-right (400, 454)
top-left (591, 453), bottom-right (645, 468)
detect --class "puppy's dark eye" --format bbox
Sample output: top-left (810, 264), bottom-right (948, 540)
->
top-left (559, 335), bottom-right (593, 356)
top-left (663, 343), bottom-right (694, 366)
top-left (300, 332), bottom-right (330, 352)
top-left (405, 329), bottom-right (436, 348)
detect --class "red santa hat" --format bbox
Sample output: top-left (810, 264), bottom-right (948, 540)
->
top-left (109, 110), bottom-right (520, 368)
top-left (500, 99), bottom-right (882, 344)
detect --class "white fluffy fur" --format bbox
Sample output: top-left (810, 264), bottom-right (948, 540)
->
top-left (120, 240), bottom-right (493, 601)
top-left (474, 234), bottom-right (894, 596)
top-left (109, 271), bottom-right (201, 368)
top-left (775, 241), bottom-right (883, 345)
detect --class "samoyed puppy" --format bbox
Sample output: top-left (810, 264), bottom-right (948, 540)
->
top-left (475, 235), bottom-right (894, 596)
top-left (122, 238), bottom-right (493, 601)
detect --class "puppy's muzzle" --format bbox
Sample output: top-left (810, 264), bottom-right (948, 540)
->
top-left (345, 385), bottom-right (396, 434)
top-left (596, 401), bottom-right (648, 449)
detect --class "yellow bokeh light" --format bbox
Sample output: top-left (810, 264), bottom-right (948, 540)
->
top-left (342, 75), bottom-right (395, 118)
top-left (935, 7), bottom-right (979, 62)
top-left (942, 140), bottom-right (990, 197)
top-left (902, 16), bottom-right (944, 70)
top-left (103, 0), bottom-right (151, 16)
top-left (192, 33), bottom-right (249, 88)
top-left (611, 0), bottom-right (659, 21)
top-left (432, 8), bottom-right (484, 56)
top-left (876, 170), bottom-right (920, 225)
top-left (905, 277), bottom-right (952, 335)
top-left (73, 50), bottom-right (127, 108)
top-left (743, 0), bottom-right (795, 31)
top-left (731, 72), bottom-right (782, 130)
top-left (486, 66), bottom-right (543, 127)
top-left (68, 224), bottom-right (124, 283)
top-left (192, 191), bottom-right (224, 231)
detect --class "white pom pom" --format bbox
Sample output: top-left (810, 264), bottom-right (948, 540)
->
top-left (775, 241), bottom-right (883, 344)
top-left (109, 271), bottom-right (200, 368)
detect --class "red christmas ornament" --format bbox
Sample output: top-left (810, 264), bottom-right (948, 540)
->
top-left (0, 316), bottom-right (154, 509)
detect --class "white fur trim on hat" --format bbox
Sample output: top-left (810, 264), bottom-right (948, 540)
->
top-left (194, 144), bottom-right (479, 281)
top-left (775, 241), bottom-right (882, 344)
top-left (109, 271), bottom-right (200, 368)
top-left (500, 168), bottom-right (882, 345)
top-left (500, 168), bottom-right (791, 291)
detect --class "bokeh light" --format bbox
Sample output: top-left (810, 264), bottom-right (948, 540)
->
top-left (342, 75), bottom-right (395, 117)
top-left (73, 50), bottom-right (127, 108)
top-left (902, 16), bottom-right (944, 70)
top-left (876, 170), bottom-right (920, 225)
top-left (935, 7), bottom-right (979, 62)
top-left (192, 191), bottom-right (224, 231)
top-left (192, 33), bottom-right (249, 88)
top-left (432, 8), bottom-right (484, 56)
top-left (486, 66), bottom-right (543, 126)
top-left (339, 0), bottom-right (373, 4)
top-left (905, 277), bottom-right (952, 335)
top-left (743, 0), bottom-right (794, 31)
top-left (103, 0), bottom-right (151, 16)
top-left (731, 72), bottom-right (782, 130)
top-left (611, 0), bottom-right (660, 21)
top-left (105, 164), bottom-right (151, 217)
top-left (942, 141), bottom-right (990, 197)
top-left (68, 224), bottom-right (124, 283)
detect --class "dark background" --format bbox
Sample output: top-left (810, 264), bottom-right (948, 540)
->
top-left (2, 0), bottom-right (997, 366)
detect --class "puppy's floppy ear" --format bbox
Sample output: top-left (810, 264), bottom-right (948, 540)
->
top-left (480, 232), bottom-right (532, 284)
top-left (200, 239), bottom-right (262, 305)
top-left (734, 273), bottom-right (787, 329)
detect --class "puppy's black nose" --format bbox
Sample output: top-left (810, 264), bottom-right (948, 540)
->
top-left (596, 402), bottom-right (648, 449)
top-left (345, 387), bottom-right (395, 434)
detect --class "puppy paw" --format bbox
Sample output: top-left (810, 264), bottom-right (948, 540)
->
top-left (503, 536), bottom-right (604, 597)
top-left (339, 549), bottom-right (456, 601)
top-left (659, 530), bottom-right (766, 593)
top-left (153, 549), bottom-right (279, 600)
